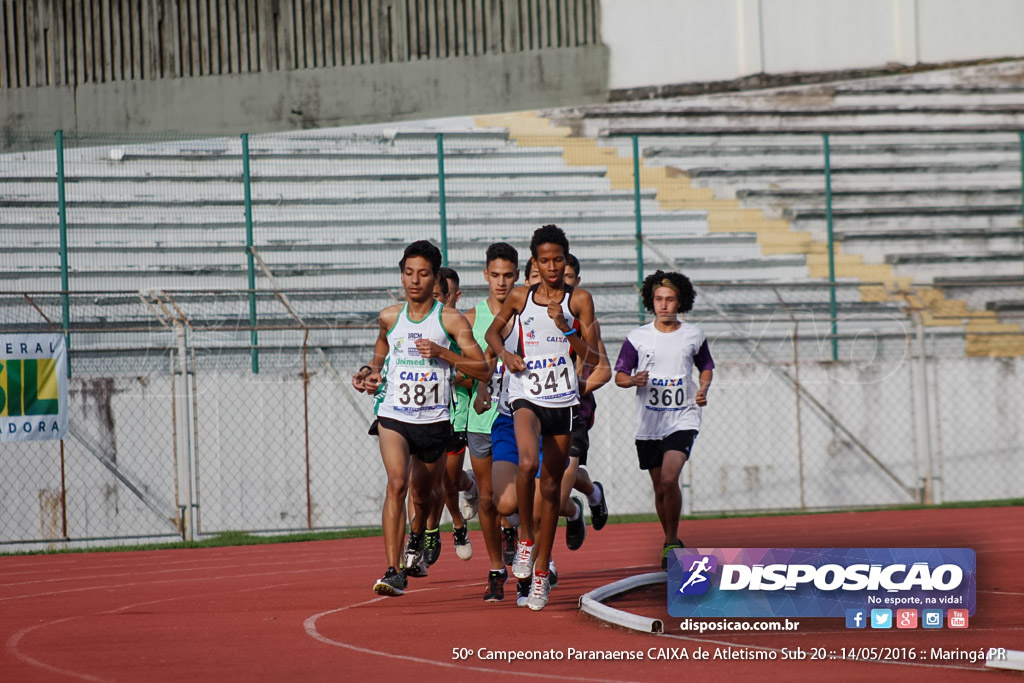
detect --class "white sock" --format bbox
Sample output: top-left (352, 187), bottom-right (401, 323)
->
top-left (586, 486), bottom-right (603, 506)
top-left (567, 502), bottom-right (581, 522)
top-left (506, 513), bottom-right (520, 527)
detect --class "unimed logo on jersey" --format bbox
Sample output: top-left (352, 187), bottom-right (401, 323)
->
top-left (1, 335), bottom-right (69, 442)
top-left (667, 548), bottom-right (976, 619)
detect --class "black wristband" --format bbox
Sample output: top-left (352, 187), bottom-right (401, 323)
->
top-left (359, 365), bottom-right (372, 374)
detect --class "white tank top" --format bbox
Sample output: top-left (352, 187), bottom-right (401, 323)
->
top-left (496, 317), bottom-right (520, 417)
top-left (375, 301), bottom-right (453, 424)
top-left (506, 285), bottom-right (579, 409)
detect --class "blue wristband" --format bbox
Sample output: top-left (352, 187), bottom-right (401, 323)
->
top-left (563, 327), bottom-right (577, 337)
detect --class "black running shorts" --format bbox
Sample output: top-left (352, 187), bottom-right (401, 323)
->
top-left (376, 416), bottom-right (452, 464)
top-left (511, 399), bottom-right (576, 436)
top-left (635, 430), bottom-right (698, 470)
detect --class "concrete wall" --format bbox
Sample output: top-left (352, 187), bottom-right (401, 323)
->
top-left (1, 46), bottom-right (608, 138)
top-left (601, 0), bottom-right (1024, 91)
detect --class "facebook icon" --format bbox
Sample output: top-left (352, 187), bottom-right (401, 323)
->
top-left (846, 609), bottom-right (867, 629)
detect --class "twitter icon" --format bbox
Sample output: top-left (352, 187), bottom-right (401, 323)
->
top-left (870, 609), bottom-right (893, 629)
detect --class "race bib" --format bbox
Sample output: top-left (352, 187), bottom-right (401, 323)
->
top-left (485, 360), bottom-right (504, 404)
top-left (394, 369), bottom-right (446, 412)
top-left (523, 354), bottom-right (576, 401)
top-left (643, 376), bottom-right (689, 412)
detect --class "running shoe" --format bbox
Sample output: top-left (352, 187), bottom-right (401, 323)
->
top-left (527, 570), bottom-right (550, 611)
top-left (661, 541), bottom-right (685, 570)
top-left (515, 578), bottom-right (531, 607)
top-left (453, 525), bottom-right (473, 560)
top-left (403, 531), bottom-right (424, 569)
top-left (512, 539), bottom-right (534, 579)
top-left (501, 525), bottom-right (519, 566)
top-left (483, 569), bottom-right (507, 602)
top-left (548, 559), bottom-right (558, 589)
top-left (405, 554), bottom-right (429, 578)
top-left (459, 470), bottom-right (479, 521)
top-left (372, 567), bottom-right (407, 596)
top-left (423, 528), bottom-right (441, 566)
top-left (589, 481), bottom-right (608, 531)
top-left (565, 497), bottom-right (587, 551)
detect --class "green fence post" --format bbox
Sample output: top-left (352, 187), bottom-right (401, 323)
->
top-left (632, 135), bottom-right (644, 321)
top-left (55, 130), bottom-right (71, 377)
top-left (241, 133), bottom-right (259, 374)
top-left (1019, 132), bottom-right (1024, 274)
top-left (823, 133), bottom-right (838, 362)
top-left (436, 133), bottom-right (449, 266)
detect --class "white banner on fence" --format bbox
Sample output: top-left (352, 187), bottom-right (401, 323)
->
top-left (0, 335), bottom-right (69, 442)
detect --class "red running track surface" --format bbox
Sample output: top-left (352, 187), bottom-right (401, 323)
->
top-left (1, 506), bottom-right (1021, 682)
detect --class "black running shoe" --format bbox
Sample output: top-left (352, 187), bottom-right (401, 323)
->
top-left (661, 541), bottom-right (685, 570)
top-left (372, 567), bottom-right (407, 596)
top-left (502, 526), bottom-right (519, 566)
top-left (589, 481), bottom-right (608, 531)
top-left (548, 559), bottom-right (558, 589)
top-left (515, 578), bottom-right (531, 607)
top-left (565, 497), bottom-right (587, 551)
top-left (404, 531), bottom-right (424, 569)
top-left (423, 529), bottom-right (441, 566)
top-left (483, 569), bottom-right (507, 602)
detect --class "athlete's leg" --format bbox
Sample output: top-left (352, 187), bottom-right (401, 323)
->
top-left (559, 456), bottom-right (580, 517)
top-left (409, 454), bottom-right (446, 536)
top-left (469, 455), bottom-right (502, 572)
top-left (379, 428), bottom-right (413, 570)
top-left (442, 449), bottom-right (468, 530)
top-left (647, 466), bottom-right (668, 538)
top-left (532, 432), bottom-right (571, 575)
top-left (573, 464), bottom-right (595, 498)
top-left (512, 408), bottom-right (542, 545)
top-left (657, 450), bottom-right (688, 544)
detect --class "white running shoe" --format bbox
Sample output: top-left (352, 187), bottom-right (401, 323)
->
top-left (512, 540), bottom-right (534, 579)
top-left (459, 470), bottom-right (479, 521)
top-left (527, 571), bottom-right (550, 611)
top-left (548, 559), bottom-right (558, 589)
top-left (453, 525), bottom-right (473, 561)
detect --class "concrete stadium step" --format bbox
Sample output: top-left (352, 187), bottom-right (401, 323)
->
top-left (0, 213), bottom-right (709, 249)
top-left (690, 171), bottom-right (1023, 199)
top-left (886, 253), bottom-right (1024, 282)
top-left (737, 188), bottom-right (1023, 211)
top-left (839, 230), bottom-right (1024, 263)
top-left (1, 254), bottom-right (810, 291)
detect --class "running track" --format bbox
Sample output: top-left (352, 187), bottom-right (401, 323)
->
top-left (2, 507), bottom-right (1021, 682)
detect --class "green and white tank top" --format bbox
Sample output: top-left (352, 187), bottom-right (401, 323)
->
top-left (467, 299), bottom-right (502, 434)
top-left (375, 300), bottom-right (453, 424)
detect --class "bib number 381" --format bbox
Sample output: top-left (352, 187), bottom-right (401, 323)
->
top-left (398, 380), bottom-right (441, 407)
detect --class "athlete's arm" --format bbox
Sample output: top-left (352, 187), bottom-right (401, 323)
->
top-left (614, 335), bottom-right (648, 388)
top-left (416, 307), bottom-right (490, 382)
top-left (564, 287), bottom-right (600, 368)
top-left (695, 369), bottom-right (712, 406)
top-left (485, 287), bottom-right (526, 373)
top-left (357, 306), bottom-right (399, 393)
top-left (580, 321), bottom-right (611, 395)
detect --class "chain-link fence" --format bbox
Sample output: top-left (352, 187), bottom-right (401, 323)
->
top-left (2, 283), bottom-right (1022, 551)
top-left (2, 127), bottom-right (1023, 549)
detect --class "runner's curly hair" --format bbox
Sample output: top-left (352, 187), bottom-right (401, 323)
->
top-left (641, 270), bottom-right (696, 314)
top-left (530, 224), bottom-right (569, 259)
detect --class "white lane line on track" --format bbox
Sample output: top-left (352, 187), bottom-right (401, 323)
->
top-left (5, 575), bottom-right (337, 683)
top-left (303, 588), bottom-right (649, 683)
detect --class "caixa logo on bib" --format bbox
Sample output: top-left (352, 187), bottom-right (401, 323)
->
top-left (667, 548), bottom-right (976, 619)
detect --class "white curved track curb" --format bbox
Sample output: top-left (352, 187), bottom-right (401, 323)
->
top-left (578, 571), bottom-right (667, 634)
top-left (986, 648), bottom-right (1024, 672)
